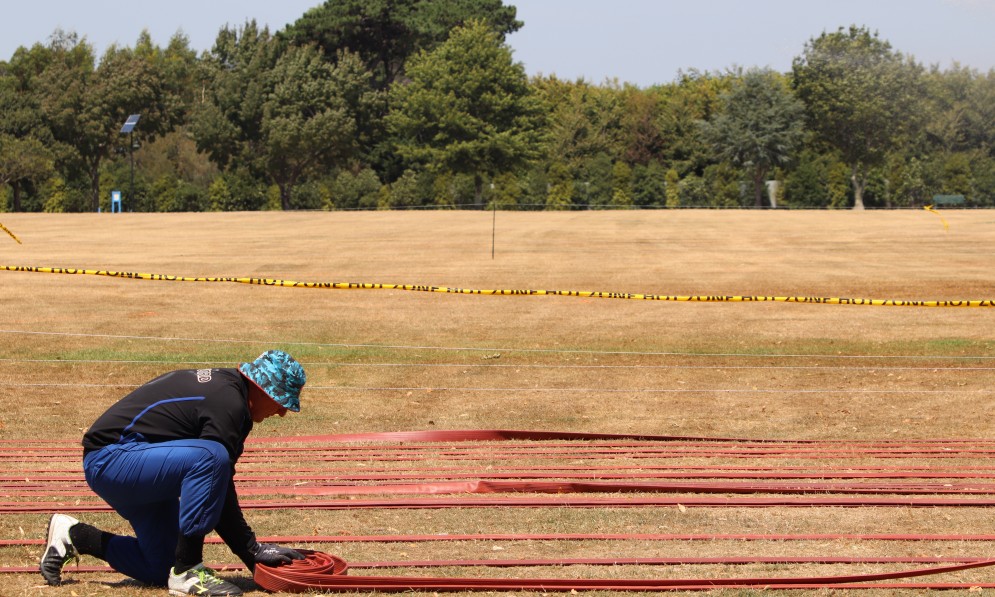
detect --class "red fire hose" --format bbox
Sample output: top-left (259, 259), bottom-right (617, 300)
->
top-left (11, 430), bottom-right (995, 590)
top-left (253, 551), bottom-right (995, 592)
top-left (253, 550), bottom-right (349, 592)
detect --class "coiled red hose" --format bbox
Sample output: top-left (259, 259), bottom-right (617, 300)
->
top-left (254, 550), bottom-right (349, 592)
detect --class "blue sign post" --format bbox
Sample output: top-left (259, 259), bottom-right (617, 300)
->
top-left (111, 190), bottom-right (122, 213)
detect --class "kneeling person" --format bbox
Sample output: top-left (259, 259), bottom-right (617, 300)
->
top-left (40, 350), bottom-right (307, 596)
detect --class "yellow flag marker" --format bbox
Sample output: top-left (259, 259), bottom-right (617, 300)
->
top-left (0, 222), bottom-right (21, 244)
top-left (923, 205), bottom-right (949, 232)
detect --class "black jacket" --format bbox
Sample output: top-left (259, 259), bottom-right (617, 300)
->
top-left (83, 367), bottom-right (260, 568)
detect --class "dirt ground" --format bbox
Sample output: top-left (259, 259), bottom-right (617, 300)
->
top-left (0, 209), bottom-right (994, 596)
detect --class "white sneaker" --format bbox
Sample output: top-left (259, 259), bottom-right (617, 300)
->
top-left (39, 513), bottom-right (80, 585)
top-left (168, 563), bottom-right (243, 596)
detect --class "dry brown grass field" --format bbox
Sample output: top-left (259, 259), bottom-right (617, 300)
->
top-left (0, 209), bottom-right (994, 596)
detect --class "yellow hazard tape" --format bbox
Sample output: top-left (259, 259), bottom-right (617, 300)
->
top-left (2, 265), bottom-right (993, 307)
top-left (923, 205), bottom-right (949, 231)
top-left (0, 222), bottom-right (21, 244)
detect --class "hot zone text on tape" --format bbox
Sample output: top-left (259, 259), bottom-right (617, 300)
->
top-left (3, 265), bottom-right (994, 307)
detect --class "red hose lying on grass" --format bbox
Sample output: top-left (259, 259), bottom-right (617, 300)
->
top-left (252, 551), bottom-right (995, 593)
top-left (10, 430), bottom-right (995, 590)
top-left (6, 554), bottom-right (995, 591)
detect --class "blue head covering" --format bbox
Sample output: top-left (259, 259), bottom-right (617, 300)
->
top-left (239, 350), bottom-right (305, 412)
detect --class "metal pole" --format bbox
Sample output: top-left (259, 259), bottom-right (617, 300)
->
top-left (491, 201), bottom-right (496, 260)
top-left (129, 131), bottom-right (134, 211)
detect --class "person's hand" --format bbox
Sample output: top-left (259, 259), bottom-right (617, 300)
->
top-left (253, 543), bottom-right (305, 567)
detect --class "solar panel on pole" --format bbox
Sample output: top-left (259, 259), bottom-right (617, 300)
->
top-left (120, 114), bottom-right (141, 134)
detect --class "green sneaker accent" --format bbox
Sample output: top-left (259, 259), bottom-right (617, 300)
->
top-left (168, 563), bottom-right (242, 596)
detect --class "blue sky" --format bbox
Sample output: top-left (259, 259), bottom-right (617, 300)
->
top-left (2, 0), bottom-right (994, 87)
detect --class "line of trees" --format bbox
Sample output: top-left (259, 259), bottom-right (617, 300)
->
top-left (2, 2), bottom-right (994, 212)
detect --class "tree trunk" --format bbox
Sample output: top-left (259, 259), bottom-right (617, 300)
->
top-left (280, 183), bottom-right (292, 210)
top-left (12, 182), bottom-right (22, 212)
top-left (473, 174), bottom-right (484, 208)
top-left (89, 158), bottom-right (101, 212)
top-left (851, 165), bottom-right (866, 211)
top-left (753, 169), bottom-right (766, 208)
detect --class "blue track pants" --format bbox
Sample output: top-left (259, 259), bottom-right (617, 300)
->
top-left (82, 436), bottom-right (231, 586)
